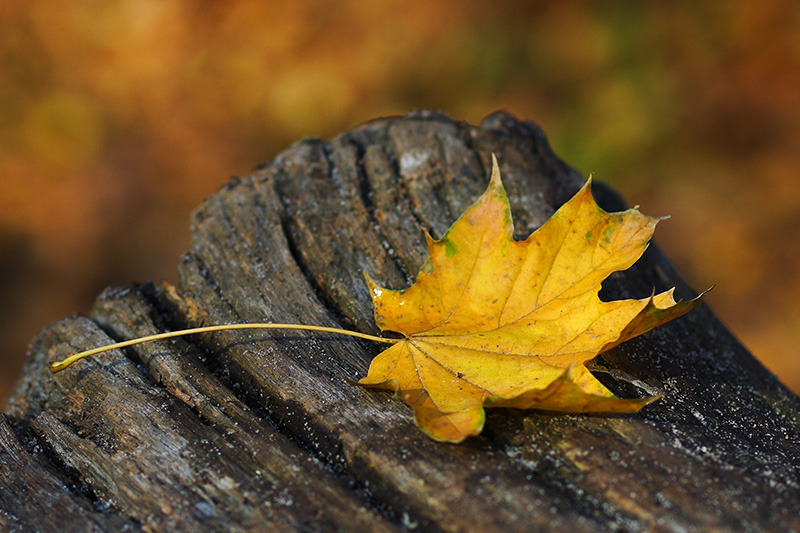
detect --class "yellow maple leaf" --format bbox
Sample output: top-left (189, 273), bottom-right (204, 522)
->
top-left (49, 155), bottom-right (703, 445)
top-left (358, 156), bottom-right (703, 443)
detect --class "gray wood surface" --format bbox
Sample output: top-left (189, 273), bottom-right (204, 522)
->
top-left (3, 111), bottom-right (799, 532)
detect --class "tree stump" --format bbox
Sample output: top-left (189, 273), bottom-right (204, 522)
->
top-left (2, 111), bottom-right (799, 532)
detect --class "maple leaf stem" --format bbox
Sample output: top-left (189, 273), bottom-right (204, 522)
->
top-left (49, 323), bottom-right (399, 373)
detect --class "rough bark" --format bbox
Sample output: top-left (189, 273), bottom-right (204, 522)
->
top-left (3, 111), bottom-right (799, 532)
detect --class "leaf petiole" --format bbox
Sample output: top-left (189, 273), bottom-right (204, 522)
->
top-left (49, 323), bottom-right (398, 373)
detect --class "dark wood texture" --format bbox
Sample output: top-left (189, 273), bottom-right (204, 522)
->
top-left (3, 111), bottom-right (799, 532)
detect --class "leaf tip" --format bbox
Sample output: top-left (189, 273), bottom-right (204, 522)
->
top-left (641, 393), bottom-right (662, 407)
top-left (416, 406), bottom-right (486, 444)
top-left (698, 285), bottom-right (714, 297)
top-left (490, 152), bottom-right (501, 179)
top-left (363, 271), bottom-right (381, 298)
top-left (488, 153), bottom-right (506, 195)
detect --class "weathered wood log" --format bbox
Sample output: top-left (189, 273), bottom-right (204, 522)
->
top-left (2, 111), bottom-right (799, 532)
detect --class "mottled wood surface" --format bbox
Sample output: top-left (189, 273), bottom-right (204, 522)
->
top-left (3, 111), bottom-right (799, 532)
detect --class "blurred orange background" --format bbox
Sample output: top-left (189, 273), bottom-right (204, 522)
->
top-left (2, 2), bottom-right (799, 401)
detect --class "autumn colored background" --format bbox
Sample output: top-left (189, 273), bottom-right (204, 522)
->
top-left (2, 2), bottom-right (799, 401)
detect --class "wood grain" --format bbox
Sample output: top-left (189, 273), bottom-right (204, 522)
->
top-left (4, 111), bottom-right (799, 532)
